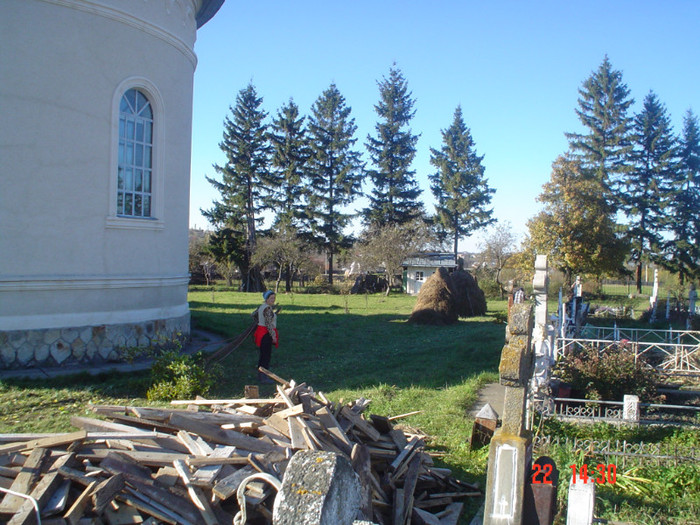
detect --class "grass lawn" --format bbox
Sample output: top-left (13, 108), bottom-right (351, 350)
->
top-left (1, 288), bottom-right (697, 523)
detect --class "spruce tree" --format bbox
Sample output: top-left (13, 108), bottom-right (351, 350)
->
top-left (363, 65), bottom-right (423, 228)
top-left (268, 99), bottom-right (310, 230)
top-left (624, 91), bottom-right (678, 291)
top-left (306, 83), bottom-right (364, 284)
top-left (429, 106), bottom-right (495, 260)
top-left (565, 56), bottom-right (634, 200)
top-left (666, 109), bottom-right (700, 283)
top-left (202, 83), bottom-right (271, 292)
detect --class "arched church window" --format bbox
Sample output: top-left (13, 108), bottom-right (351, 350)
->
top-left (117, 89), bottom-right (153, 217)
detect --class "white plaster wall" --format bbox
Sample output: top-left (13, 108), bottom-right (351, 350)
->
top-left (0, 0), bottom-right (200, 331)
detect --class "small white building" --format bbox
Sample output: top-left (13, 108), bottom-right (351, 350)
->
top-left (402, 253), bottom-right (458, 295)
top-left (0, 0), bottom-right (224, 367)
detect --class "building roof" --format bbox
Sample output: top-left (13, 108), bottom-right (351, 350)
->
top-left (196, 0), bottom-right (225, 28)
top-left (402, 252), bottom-right (457, 268)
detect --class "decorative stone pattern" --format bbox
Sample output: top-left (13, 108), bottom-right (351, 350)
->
top-left (0, 314), bottom-right (189, 369)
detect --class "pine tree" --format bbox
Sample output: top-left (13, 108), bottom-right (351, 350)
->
top-left (624, 91), bottom-right (678, 291)
top-left (268, 99), bottom-right (310, 230)
top-left (666, 109), bottom-right (700, 283)
top-left (565, 56), bottom-right (634, 199)
top-left (202, 83), bottom-right (271, 292)
top-left (363, 65), bottom-right (423, 227)
top-left (306, 83), bottom-right (364, 284)
top-left (429, 106), bottom-right (495, 259)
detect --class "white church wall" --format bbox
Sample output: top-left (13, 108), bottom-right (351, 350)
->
top-left (0, 0), bottom-right (219, 367)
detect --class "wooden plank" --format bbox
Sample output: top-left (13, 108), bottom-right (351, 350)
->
top-left (170, 398), bottom-right (281, 406)
top-left (0, 431), bottom-right (87, 455)
top-left (257, 366), bottom-right (291, 387)
top-left (77, 447), bottom-right (190, 467)
top-left (340, 406), bottom-right (381, 441)
top-left (176, 431), bottom-right (213, 456)
top-left (399, 455), bottom-right (422, 525)
top-left (389, 436), bottom-right (422, 473)
top-left (351, 444), bottom-right (373, 521)
top-left (0, 447), bottom-right (48, 513)
top-left (186, 456), bottom-right (250, 467)
top-left (63, 480), bottom-right (98, 525)
top-left (167, 413), bottom-right (278, 455)
top-left (8, 453), bottom-right (75, 525)
top-left (173, 460), bottom-right (218, 525)
top-left (412, 508), bottom-right (442, 525)
top-left (437, 502), bottom-right (463, 525)
top-left (315, 406), bottom-right (353, 454)
top-left (212, 465), bottom-right (257, 500)
top-left (91, 474), bottom-right (125, 515)
top-left (190, 445), bottom-right (235, 487)
top-left (392, 487), bottom-right (405, 525)
top-left (103, 502), bottom-right (144, 525)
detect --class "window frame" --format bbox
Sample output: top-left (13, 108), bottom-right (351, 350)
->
top-left (107, 78), bottom-right (165, 230)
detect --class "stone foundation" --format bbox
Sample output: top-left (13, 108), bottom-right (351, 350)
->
top-left (0, 313), bottom-right (190, 369)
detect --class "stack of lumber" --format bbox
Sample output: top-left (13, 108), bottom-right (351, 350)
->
top-left (0, 369), bottom-right (481, 525)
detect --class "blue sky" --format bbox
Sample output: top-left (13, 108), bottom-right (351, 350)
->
top-left (189, 1), bottom-right (700, 252)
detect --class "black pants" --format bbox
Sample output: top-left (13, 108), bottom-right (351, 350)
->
top-left (258, 333), bottom-right (272, 370)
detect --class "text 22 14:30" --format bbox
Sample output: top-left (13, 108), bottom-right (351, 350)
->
top-left (531, 463), bottom-right (617, 484)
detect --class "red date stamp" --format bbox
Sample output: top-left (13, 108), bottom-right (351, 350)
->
top-left (569, 463), bottom-right (617, 484)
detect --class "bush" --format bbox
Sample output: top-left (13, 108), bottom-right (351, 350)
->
top-left (553, 343), bottom-right (659, 402)
top-left (146, 350), bottom-right (220, 401)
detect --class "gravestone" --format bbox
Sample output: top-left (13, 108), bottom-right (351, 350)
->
top-left (470, 403), bottom-right (499, 449)
top-left (566, 477), bottom-right (595, 525)
top-left (483, 302), bottom-right (534, 525)
top-left (623, 394), bottom-right (640, 423)
top-left (524, 456), bottom-right (558, 525)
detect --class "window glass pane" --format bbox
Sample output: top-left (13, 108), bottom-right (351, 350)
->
top-left (117, 88), bottom-right (153, 218)
top-left (135, 194), bottom-right (142, 216)
top-left (141, 101), bottom-right (153, 120)
top-left (125, 89), bottom-right (136, 112)
top-left (136, 91), bottom-right (147, 113)
top-left (135, 144), bottom-right (143, 166)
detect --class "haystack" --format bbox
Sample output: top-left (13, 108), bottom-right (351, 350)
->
top-left (451, 269), bottom-right (487, 317)
top-left (408, 267), bottom-right (459, 325)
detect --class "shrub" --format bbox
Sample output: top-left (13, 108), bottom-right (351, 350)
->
top-left (553, 343), bottom-right (659, 402)
top-left (146, 350), bottom-right (220, 401)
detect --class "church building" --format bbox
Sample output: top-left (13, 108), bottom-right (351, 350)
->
top-left (0, 0), bottom-right (225, 367)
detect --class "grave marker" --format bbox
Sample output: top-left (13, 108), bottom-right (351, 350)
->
top-left (483, 302), bottom-right (534, 525)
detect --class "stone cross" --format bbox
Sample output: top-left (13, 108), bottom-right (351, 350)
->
top-left (530, 256), bottom-right (552, 418)
top-left (483, 302), bottom-right (534, 525)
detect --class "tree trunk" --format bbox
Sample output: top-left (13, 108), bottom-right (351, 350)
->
top-left (328, 250), bottom-right (334, 285)
top-left (636, 261), bottom-right (642, 294)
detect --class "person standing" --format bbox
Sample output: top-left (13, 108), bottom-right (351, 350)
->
top-left (254, 290), bottom-right (278, 383)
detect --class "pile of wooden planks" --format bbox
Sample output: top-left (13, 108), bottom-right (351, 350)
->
top-left (0, 369), bottom-right (481, 524)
